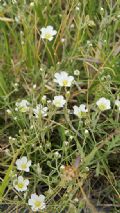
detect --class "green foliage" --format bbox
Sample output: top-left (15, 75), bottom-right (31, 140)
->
top-left (0, 72), bottom-right (7, 96)
top-left (0, 0), bottom-right (120, 212)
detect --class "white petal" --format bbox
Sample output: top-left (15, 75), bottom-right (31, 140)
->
top-left (73, 105), bottom-right (79, 112)
top-left (13, 179), bottom-right (17, 186)
top-left (28, 198), bottom-right (34, 206)
top-left (25, 167), bottom-right (30, 172)
top-left (48, 36), bottom-right (53, 41)
top-left (38, 194), bottom-right (45, 201)
top-left (18, 176), bottom-right (24, 182)
top-left (27, 160), bottom-right (31, 167)
top-left (31, 193), bottom-right (38, 200)
top-left (25, 179), bottom-right (29, 186)
top-left (80, 104), bottom-right (87, 112)
top-left (16, 159), bottom-right (20, 166)
top-left (60, 71), bottom-right (68, 77)
top-left (21, 156), bottom-right (27, 163)
top-left (31, 206), bottom-right (38, 212)
top-left (54, 73), bottom-right (60, 79)
top-left (40, 27), bottom-right (46, 33)
top-left (68, 76), bottom-right (74, 81)
top-left (52, 30), bottom-right (57, 35)
top-left (40, 202), bottom-right (46, 209)
top-left (46, 25), bottom-right (53, 31)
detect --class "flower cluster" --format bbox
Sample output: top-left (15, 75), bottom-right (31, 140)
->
top-left (15, 98), bottom-right (48, 118)
top-left (14, 156), bottom-right (46, 212)
top-left (14, 72), bottom-right (119, 122)
top-left (52, 71), bottom-right (117, 116)
top-left (14, 72), bottom-right (74, 116)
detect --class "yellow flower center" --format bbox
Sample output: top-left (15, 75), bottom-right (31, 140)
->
top-left (63, 80), bottom-right (68, 86)
top-left (21, 163), bottom-right (27, 170)
top-left (20, 107), bottom-right (28, 112)
top-left (45, 33), bottom-right (52, 40)
top-left (55, 101), bottom-right (61, 107)
top-left (99, 104), bottom-right (106, 111)
top-left (78, 111), bottom-right (82, 117)
top-left (78, 111), bottom-right (86, 118)
top-left (34, 200), bottom-right (41, 208)
top-left (17, 182), bottom-right (24, 189)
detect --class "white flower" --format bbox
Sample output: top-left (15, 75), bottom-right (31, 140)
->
top-left (74, 197), bottom-right (79, 203)
top-left (40, 25), bottom-right (57, 41)
top-left (30, 2), bottom-right (34, 7)
top-left (73, 104), bottom-right (88, 118)
top-left (15, 16), bottom-right (20, 23)
top-left (64, 141), bottom-right (69, 146)
top-left (14, 83), bottom-right (19, 88)
top-left (9, 137), bottom-right (16, 142)
top-left (69, 135), bottom-right (74, 140)
top-left (30, 125), bottom-right (34, 129)
top-left (115, 99), bottom-right (120, 111)
top-left (76, 6), bottom-right (80, 11)
top-left (13, 176), bottom-right (29, 192)
top-left (5, 149), bottom-right (11, 156)
top-left (61, 38), bottom-right (65, 43)
top-left (54, 151), bottom-right (61, 158)
top-left (12, 0), bottom-right (17, 4)
top-left (6, 109), bottom-right (12, 115)
top-left (85, 129), bottom-right (89, 135)
top-left (33, 104), bottom-right (48, 118)
top-left (96, 97), bottom-right (111, 111)
top-left (65, 130), bottom-right (69, 135)
top-left (53, 95), bottom-right (66, 108)
top-left (87, 40), bottom-right (92, 46)
top-left (74, 69), bottom-right (80, 76)
top-left (100, 7), bottom-right (104, 11)
top-left (41, 95), bottom-right (47, 104)
top-left (28, 193), bottom-right (46, 212)
top-left (33, 84), bottom-right (36, 89)
top-left (34, 163), bottom-right (42, 175)
top-left (70, 23), bottom-right (75, 28)
top-left (15, 100), bottom-right (30, 112)
top-left (16, 156), bottom-right (31, 172)
top-left (60, 165), bottom-right (65, 170)
top-left (54, 71), bottom-right (74, 87)
top-left (47, 100), bottom-right (52, 104)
